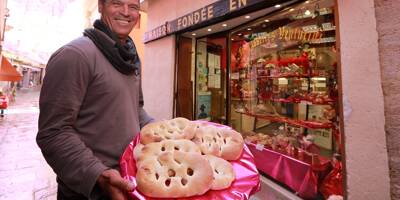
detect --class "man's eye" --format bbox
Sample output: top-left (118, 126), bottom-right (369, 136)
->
top-left (129, 5), bottom-right (140, 11)
top-left (112, 2), bottom-right (123, 6)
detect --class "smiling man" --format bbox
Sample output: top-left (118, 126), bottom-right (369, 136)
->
top-left (37, 0), bottom-right (154, 199)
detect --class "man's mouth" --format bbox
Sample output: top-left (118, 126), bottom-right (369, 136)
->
top-left (115, 19), bottom-right (131, 25)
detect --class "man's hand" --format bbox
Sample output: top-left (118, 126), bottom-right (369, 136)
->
top-left (97, 169), bottom-right (136, 200)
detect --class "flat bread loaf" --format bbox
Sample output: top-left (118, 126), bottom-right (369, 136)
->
top-left (204, 155), bottom-right (235, 190)
top-left (136, 151), bottom-right (213, 198)
top-left (133, 143), bottom-right (144, 161)
top-left (192, 125), bottom-right (244, 160)
top-left (140, 118), bottom-right (197, 144)
top-left (136, 139), bottom-right (201, 166)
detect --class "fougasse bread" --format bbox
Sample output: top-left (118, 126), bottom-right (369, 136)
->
top-left (192, 125), bottom-right (244, 160)
top-left (133, 143), bottom-right (144, 161)
top-left (204, 154), bottom-right (235, 190)
top-left (136, 151), bottom-right (213, 198)
top-left (135, 139), bottom-right (201, 166)
top-left (140, 118), bottom-right (198, 144)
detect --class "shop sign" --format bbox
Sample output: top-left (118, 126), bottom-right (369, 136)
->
top-left (249, 26), bottom-right (324, 48)
top-left (144, 0), bottom-right (269, 43)
top-left (278, 27), bottom-right (323, 42)
top-left (143, 23), bottom-right (170, 43)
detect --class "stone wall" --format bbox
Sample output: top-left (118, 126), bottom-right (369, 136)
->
top-left (337, 0), bottom-right (390, 198)
top-left (374, 0), bottom-right (400, 199)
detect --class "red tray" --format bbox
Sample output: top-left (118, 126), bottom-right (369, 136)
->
top-left (120, 124), bottom-right (260, 200)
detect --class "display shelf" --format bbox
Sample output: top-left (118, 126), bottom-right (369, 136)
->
top-left (258, 74), bottom-right (312, 79)
top-left (233, 94), bottom-right (336, 105)
top-left (237, 71), bottom-right (328, 79)
top-left (235, 110), bottom-right (334, 129)
top-left (231, 97), bottom-right (256, 101)
top-left (303, 27), bottom-right (336, 33)
top-left (310, 37), bottom-right (336, 44)
top-left (257, 96), bottom-right (336, 105)
top-left (242, 73), bottom-right (327, 80)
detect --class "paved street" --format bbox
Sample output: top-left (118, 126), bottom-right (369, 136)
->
top-left (0, 87), bottom-right (57, 200)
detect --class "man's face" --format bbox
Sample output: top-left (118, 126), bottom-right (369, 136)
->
top-left (98, 0), bottom-right (140, 41)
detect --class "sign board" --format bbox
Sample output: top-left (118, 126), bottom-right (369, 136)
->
top-left (144, 0), bottom-right (275, 43)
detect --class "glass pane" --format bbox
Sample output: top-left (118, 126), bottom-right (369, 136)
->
top-left (229, 0), bottom-right (339, 158)
top-left (195, 36), bottom-right (227, 124)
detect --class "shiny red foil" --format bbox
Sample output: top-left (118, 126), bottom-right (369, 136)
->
top-left (320, 161), bottom-right (343, 199)
top-left (120, 127), bottom-right (260, 200)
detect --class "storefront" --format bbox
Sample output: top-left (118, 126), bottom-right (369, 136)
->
top-left (142, 0), bottom-right (390, 199)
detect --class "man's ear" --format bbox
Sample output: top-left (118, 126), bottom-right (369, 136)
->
top-left (98, 0), bottom-right (104, 13)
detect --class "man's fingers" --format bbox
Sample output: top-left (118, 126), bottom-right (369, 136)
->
top-left (109, 173), bottom-right (136, 191)
top-left (108, 185), bottom-right (128, 200)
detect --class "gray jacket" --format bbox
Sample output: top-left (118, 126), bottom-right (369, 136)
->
top-left (37, 35), bottom-right (153, 199)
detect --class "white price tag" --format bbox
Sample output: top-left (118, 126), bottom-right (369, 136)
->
top-left (256, 144), bottom-right (265, 151)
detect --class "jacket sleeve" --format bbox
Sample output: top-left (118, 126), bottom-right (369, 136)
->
top-left (138, 72), bottom-right (154, 128)
top-left (36, 46), bottom-right (108, 198)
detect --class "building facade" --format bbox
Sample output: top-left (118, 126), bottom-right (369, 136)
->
top-left (140, 0), bottom-right (398, 199)
top-left (0, 0), bottom-right (8, 54)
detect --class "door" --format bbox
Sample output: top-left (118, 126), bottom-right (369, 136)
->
top-left (175, 36), bottom-right (194, 119)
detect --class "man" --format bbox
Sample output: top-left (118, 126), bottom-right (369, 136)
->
top-left (37, 0), bottom-right (153, 199)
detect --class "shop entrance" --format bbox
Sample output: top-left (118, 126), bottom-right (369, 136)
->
top-left (174, 0), bottom-right (343, 198)
top-left (175, 33), bottom-right (228, 124)
top-left (194, 35), bottom-right (228, 124)
top-left (175, 36), bottom-right (194, 120)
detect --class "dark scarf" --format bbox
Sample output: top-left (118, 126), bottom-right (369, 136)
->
top-left (83, 20), bottom-right (140, 76)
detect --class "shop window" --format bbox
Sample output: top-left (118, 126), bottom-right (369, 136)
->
top-left (229, 0), bottom-right (342, 198)
top-left (176, 0), bottom-right (343, 197)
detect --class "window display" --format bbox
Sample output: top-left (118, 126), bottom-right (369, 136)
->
top-left (228, 0), bottom-right (342, 198)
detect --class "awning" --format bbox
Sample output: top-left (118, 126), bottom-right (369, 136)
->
top-left (0, 55), bottom-right (22, 82)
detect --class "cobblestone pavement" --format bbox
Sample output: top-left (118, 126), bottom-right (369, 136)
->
top-left (0, 87), bottom-right (57, 200)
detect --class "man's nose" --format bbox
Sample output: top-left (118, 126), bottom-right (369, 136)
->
top-left (121, 4), bottom-right (129, 16)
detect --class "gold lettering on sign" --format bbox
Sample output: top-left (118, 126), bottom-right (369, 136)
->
top-left (176, 6), bottom-right (215, 30)
top-left (208, 6), bottom-right (214, 19)
top-left (167, 23), bottom-right (171, 33)
top-left (278, 27), bottom-right (323, 42)
top-left (188, 14), bottom-right (194, 26)
top-left (248, 26), bottom-right (325, 47)
top-left (182, 17), bottom-right (188, 27)
top-left (194, 12), bottom-right (200, 23)
top-left (230, 0), bottom-right (247, 11)
top-left (240, 0), bottom-right (247, 7)
top-left (201, 8), bottom-right (207, 21)
top-left (249, 32), bottom-right (276, 48)
top-left (146, 24), bottom-right (167, 41)
top-left (230, 0), bottom-right (237, 11)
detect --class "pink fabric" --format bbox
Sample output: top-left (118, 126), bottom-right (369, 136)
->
top-left (120, 130), bottom-right (260, 200)
top-left (247, 143), bottom-right (330, 199)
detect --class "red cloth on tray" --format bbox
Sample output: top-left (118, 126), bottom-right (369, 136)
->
top-left (120, 130), bottom-right (261, 200)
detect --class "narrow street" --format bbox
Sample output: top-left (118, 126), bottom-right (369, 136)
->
top-left (0, 87), bottom-right (57, 200)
